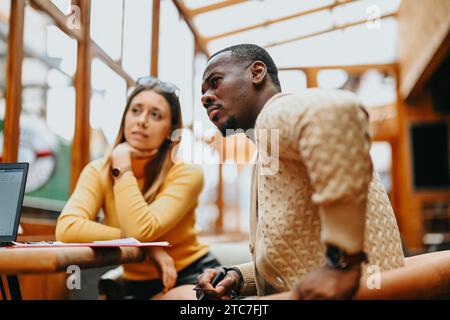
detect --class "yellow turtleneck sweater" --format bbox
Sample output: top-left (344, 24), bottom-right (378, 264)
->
top-left (55, 158), bottom-right (209, 280)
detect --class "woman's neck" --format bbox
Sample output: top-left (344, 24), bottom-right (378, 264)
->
top-left (131, 156), bottom-right (153, 179)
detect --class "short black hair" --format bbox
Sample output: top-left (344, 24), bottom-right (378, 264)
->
top-left (210, 44), bottom-right (281, 91)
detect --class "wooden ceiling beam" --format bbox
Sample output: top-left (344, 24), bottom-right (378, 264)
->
top-left (189, 0), bottom-right (248, 16)
top-left (279, 63), bottom-right (398, 75)
top-left (205, 0), bottom-right (356, 43)
top-left (172, 0), bottom-right (210, 57)
top-left (265, 12), bottom-right (396, 48)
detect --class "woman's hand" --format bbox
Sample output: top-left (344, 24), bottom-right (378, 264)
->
top-left (111, 142), bottom-right (157, 169)
top-left (146, 247), bottom-right (177, 293)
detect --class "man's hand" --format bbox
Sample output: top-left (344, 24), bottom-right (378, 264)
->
top-left (146, 247), bottom-right (177, 293)
top-left (196, 268), bottom-right (240, 300)
top-left (292, 264), bottom-right (361, 300)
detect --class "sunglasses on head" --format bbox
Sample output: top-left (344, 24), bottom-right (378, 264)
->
top-left (136, 76), bottom-right (180, 97)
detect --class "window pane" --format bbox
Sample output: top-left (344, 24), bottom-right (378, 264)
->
top-left (159, 0), bottom-right (195, 126)
top-left (90, 58), bottom-right (127, 159)
top-left (122, 0), bottom-right (152, 80)
top-left (19, 5), bottom-right (77, 208)
top-left (279, 70), bottom-right (307, 93)
top-left (370, 141), bottom-right (392, 193)
top-left (51, 0), bottom-right (71, 13)
top-left (90, 0), bottom-right (124, 61)
top-left (318, 69), bottom-right (349, 89)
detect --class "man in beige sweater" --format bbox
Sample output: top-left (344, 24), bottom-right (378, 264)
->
top-left (197, 44), bottom-right (404, 299)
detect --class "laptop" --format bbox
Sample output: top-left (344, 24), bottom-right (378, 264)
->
top-left (0, 163), bottom-right (29, 247)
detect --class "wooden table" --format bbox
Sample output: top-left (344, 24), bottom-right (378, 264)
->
top-left (0, 246), bottom-right (146, 300)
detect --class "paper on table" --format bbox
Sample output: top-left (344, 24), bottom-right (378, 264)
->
top-left (8, 237), bottom-right (170, 248)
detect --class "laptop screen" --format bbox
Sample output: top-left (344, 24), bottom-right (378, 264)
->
top-left (0, 163), bottom-right (29, 242)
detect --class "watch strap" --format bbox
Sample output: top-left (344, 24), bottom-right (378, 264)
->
top-left (326, 244), bottom-right (368, 269)
top-left (223, 266), bottom-right (244, 295)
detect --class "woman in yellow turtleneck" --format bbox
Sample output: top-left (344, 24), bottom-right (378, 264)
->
top-left (55, 77), bottom-right (220, 299)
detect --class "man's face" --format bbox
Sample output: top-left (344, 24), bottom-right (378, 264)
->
top-left (201, 52), bottom-right (253, 136)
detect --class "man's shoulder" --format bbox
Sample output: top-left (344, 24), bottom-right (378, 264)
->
top-left (265, 89), bottom-right (360, 110)
top-left (257, 89), bottom-right (361, 124)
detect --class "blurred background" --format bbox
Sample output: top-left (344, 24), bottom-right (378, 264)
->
top-left (0, 0), bottom-right (449, 299)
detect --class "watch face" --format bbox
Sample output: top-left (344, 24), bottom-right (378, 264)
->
top-left (112, 168), bottom-right (120, 177)
top-left (326, 245), bottom-right (343, 266)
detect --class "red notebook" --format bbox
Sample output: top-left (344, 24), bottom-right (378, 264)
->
top-left (7, 238), bottom-right (170, 249)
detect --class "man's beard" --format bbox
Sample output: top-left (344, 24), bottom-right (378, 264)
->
top-left (219, 116), bottom-right (237, 137)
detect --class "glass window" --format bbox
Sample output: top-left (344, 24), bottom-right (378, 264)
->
top-left (370, 141), bottom-right (392, 193)
top-left (122, 0), bottom-right (152, 80)
top-left (50, 0), bottom-right (71, 13)
top-left (318, 69), bottom-right (349, 89)
top-left (203, 0), bottom-right (400, 66)
top-left (318, 68), bottom-right (396, 108)
top-left (357, 70), bottom-right (396, 108)
top-left (279, 70), bottom-right (307, 93)
top-left (159, 0), bottom-right (195, 126)
top-left (90, 58), bottom-right (127, 160)
top-left (90, 0), bottom-right (124, 61)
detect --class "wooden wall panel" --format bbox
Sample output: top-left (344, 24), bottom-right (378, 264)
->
top-left (398, 0), bottom-right (450, 100)
top-left (395, 90), bottom-right (450, 251)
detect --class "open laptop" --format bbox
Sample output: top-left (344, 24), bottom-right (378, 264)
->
top-left (0, 163), bottom-right (29, 247)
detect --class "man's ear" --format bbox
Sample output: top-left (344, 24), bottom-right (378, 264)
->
top-left (251, 61), bottom-right (267, 86)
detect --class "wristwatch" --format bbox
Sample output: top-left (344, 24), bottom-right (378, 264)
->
top-left (325, 244), bottom-right (368, 269)
top-left (111, 166), bottom-right (132, 178)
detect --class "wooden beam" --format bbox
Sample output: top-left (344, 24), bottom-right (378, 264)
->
top-left (368, 104), bottom-right (398, 141)
top-left (205, 0), bottom-right (356, 43)
top-left (265, 12), bottom-right (397, 48)
top-left (29, 0), bottom-right (82, 41)
top-left (151, 0), bottom-right (160, 77)
top-left (71, 0), bottom-right (91, 192)
top-left (172, 0), bottom-right (210, 57)
top-left (190, 0), bottom-right (248, 16)
top-left (91, 42), bottom-right (135, 87)
top-left (279, 63), bottom-right (398, 75)
top-left (3, 0), bottom-right (25, 163)
top-left (305, 69), bottom-right (318, 88)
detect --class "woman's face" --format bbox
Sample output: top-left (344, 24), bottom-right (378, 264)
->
top-left (124, 90), bottom-right (172, 151)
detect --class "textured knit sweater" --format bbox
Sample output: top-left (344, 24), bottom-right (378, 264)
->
top-left (55, 159), bottom-right (209, 281)
top-left (236, 89), bottom-right (405, 296)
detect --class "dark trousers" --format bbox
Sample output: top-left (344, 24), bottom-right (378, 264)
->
top-left (123, 252), bottom-right (221, 299)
